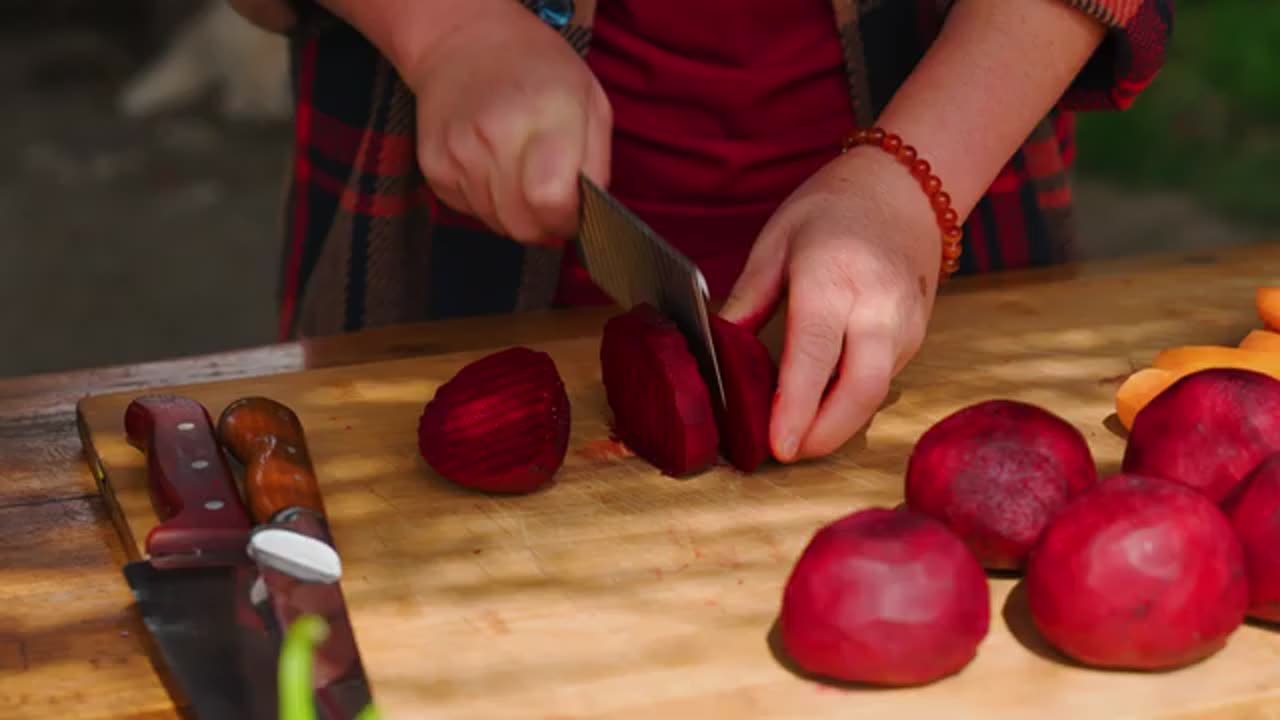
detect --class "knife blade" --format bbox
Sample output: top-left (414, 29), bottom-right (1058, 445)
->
top-left (120, 395), bottom-right (278, 720)
top-left (218, 396), bottom-right (375, 720)
top-left (576, 174), bottom-right (727, 407)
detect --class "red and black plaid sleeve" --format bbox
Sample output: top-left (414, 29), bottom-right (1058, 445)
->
top-left (1059, 0), bottom-right (1175, 111)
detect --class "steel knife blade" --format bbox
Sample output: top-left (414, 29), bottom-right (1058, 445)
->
top-left (120, 395), bottom-right (278, 720)
top-left (218, 396), bottom-right (375, 720)
top-left (576, 174), bottom-right (727, 406)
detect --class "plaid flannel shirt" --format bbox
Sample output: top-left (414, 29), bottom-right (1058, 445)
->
top-left (276, 0), bottom-right (1173, 340)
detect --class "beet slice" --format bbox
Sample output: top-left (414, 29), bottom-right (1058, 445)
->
top-left (417, 346), bottom-right (570, 494)
top-left (904, 399), bottom-right (1098, 571)
top-left (1222, 453), bottom-right (1280, 623)
top-left (600, 304), bottom-right (719, 476)
top-left (1122, 368), bottom-right (1280, 503)
top-left (1025, 473), bottom-right (1248, 670)
top-left (708, 314), bottom-right (777, 472)
top-left (780, 507), bottom-right (991, 686)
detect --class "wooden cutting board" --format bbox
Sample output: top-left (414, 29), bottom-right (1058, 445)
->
top-left (78, 264), bottom-right (1280, 719)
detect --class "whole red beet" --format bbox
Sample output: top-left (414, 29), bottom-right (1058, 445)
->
top-left (1026, 474), bottom-right (1248, 670)
top-left (708, 314), bottom-right (777, 473)
top-left (780, 507), bottom-right (990, 686)
top-left (904, 399), bottom-right (1098, 571)
top-left (1122, 368), bottom-right (1280, 503)
top-left (418, 346), bottom-right (570, 494)
top-left (1222, 453), bottom-right (1280, 623)
top-left (600, 304), bottom-right (719, 476)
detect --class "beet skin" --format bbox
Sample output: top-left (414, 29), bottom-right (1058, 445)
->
top-left (600, 304), bottom-right (720, 476)
top-left (780, 507), bottom-right (990, 686)
top-left (1122, 368), bottom-right (1280, 503)
top-left (708, 314), bottom-right (777, 472)
top-left (417, 346), bottom-right (570, 494)
top-left (904, 399), bottom-right (1098, 571)
top-left (1222, 453), bottom-right (1280, 623)
top-left (1026, 474), bottom-right (1248, 670)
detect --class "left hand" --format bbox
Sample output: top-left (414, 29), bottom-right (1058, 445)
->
top-left (720, 144), bottom-right (944, 463)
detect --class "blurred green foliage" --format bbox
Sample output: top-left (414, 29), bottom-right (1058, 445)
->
top-left (1076, 0), bottom-right (1280, 223)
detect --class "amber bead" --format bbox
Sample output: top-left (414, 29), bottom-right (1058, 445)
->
top-left (940, 208), bottom-right (959, 227)
top-left (868, 128), bottom-right (886, 145)
top-left (882, 133), bottom-right (903, 154)
top-left (944, 243), bottom-right (963, 260)
top-left (931, 192), bottom-right (951, 212)
top-left (852, 128), bottom-right (870, 145)
top-left (944, 226), bottom-right (963, 244)
top-left (923, 176), bottom-right (942, 195)
top-left (897, 145), bottom-right (918, 164)
top-left (943, 258), bottom-right (961, 273)
top-left (910, 159), bottom-right (931, 180)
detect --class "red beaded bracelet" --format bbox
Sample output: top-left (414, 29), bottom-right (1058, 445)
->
top-left (841, 127), bottom-right (963, 280)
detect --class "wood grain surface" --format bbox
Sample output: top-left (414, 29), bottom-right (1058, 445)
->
top-left (72, 243), bottom-right (1280, 719)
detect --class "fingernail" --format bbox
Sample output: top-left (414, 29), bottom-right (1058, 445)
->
top-left (778, 434), bottom-right (799, 461)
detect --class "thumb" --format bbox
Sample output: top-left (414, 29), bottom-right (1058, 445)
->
top-left (720, 230), bottom-right (786, 334)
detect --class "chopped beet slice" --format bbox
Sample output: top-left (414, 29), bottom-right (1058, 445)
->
top-left (600, 304), bottom-right (719, 476)
top-left (417, 346), bottom-right (570, 493)
top-left (709, 314), bottom-right (777, 472)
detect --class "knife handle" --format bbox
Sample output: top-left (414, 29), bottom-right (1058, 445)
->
top-left (124, 395), bottom-right (254, 561)
top-left (216, 396), bottom-right (326, 524)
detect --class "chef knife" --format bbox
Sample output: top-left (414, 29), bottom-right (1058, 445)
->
top-left (120, 394), bottom-right (278, 720)
top-left (576, 174), bottom-right (727, 406)
top-left (217, 395), bottom-right (375, 720)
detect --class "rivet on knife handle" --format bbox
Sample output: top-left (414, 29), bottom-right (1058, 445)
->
top-left (217, 396), bottom-right (326, 524)
top-left (124, 395), bottom-right (254, 565)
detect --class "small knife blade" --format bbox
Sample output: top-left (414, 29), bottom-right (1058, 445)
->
top-left (576, 175), bottom-right (727, 406)
top-left (218, 396), bottom-right (375, 720)
top-left (120, 395), bottom-right (278, 720)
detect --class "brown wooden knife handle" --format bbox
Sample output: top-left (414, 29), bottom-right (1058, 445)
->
top-left (216, 396), bottom-right (326, 523)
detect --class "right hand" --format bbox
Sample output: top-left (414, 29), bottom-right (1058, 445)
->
top-left (408, 1), bottom-right (612, 245)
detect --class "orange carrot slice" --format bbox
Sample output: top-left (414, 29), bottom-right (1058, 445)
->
top-left (1152, 346), bottom-right (1280, 375)
top-left (1240, 329), bottom-right (1280, 353)
top-left (1258, 288), bottom-right (1280, 331)
top-left (1116, 368), bottom-right (1180, 431)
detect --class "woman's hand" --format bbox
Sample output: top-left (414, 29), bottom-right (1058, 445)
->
top-left (406, 1), bottom-right (612, 245)
top-left (721, 145), bottom-right (942, 464)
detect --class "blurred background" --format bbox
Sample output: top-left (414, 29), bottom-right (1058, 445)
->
top-left (0, 0), bottom-right (1275, 379)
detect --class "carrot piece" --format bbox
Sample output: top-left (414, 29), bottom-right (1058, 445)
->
top-left (1151, 346), bottom-right (1280, 376)
top-left (1240, 329), bottom-right (1280, 353)
top-left (1258, 288), bottom-right (1280, 331)
top-left (1115, 368), bottom-right (1180, 431)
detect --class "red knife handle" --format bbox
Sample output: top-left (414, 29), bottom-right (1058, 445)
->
top-left (217, 396), bottom-right (326, 524)
top-left (124, 395), bottom-right (254, 563)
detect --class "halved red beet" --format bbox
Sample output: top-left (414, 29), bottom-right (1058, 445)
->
top-left (1222, 452), bottom-right (1280, 623)
top-left (1026, 474), bottom-right (1248, 671)
top-left (708, 314), bottom-right (777, 472)
top-left (417, 346), bottom-right (570, 494)
top-left (780, 507), bottom-right (990, 686)
top-left (600, 304), bottom-right (719, 476)
top-left (904, 399), bottom-right (1098, 571)
top-left (1122, 368), bottom-right (1280, 503)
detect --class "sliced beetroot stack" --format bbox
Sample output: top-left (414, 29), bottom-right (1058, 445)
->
top-left (600, 304), bottom-right (720, 477)
top-left (417, 346), bottom-right (571, 494)
top-left (709, 314), bottom-right (777, 472)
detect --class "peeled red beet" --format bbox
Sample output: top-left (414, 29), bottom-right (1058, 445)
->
top-left (1025, 473), bottom-right (1248, 670)
top-left (600, 304), bottom-right (719, 476)
top-left (904, 399), bottom-right (1098, 571)
top-left (1222, 453), bottom-right (1280, 623)
top-left (417, 346), bottom-right (570, 494)
top-left (708, 314), bottom-right (777, 472)
top-left (1122, 368), bottom-right (1280, 503)
top-left (780, 507), bottom-right (990, 686)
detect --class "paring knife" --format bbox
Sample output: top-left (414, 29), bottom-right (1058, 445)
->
top-left (120, 395), bottom-right (279, 720)
top-left (576, 174), bottom-right (727, 406)
top-left (218, 396), bottom-right (375, 720)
